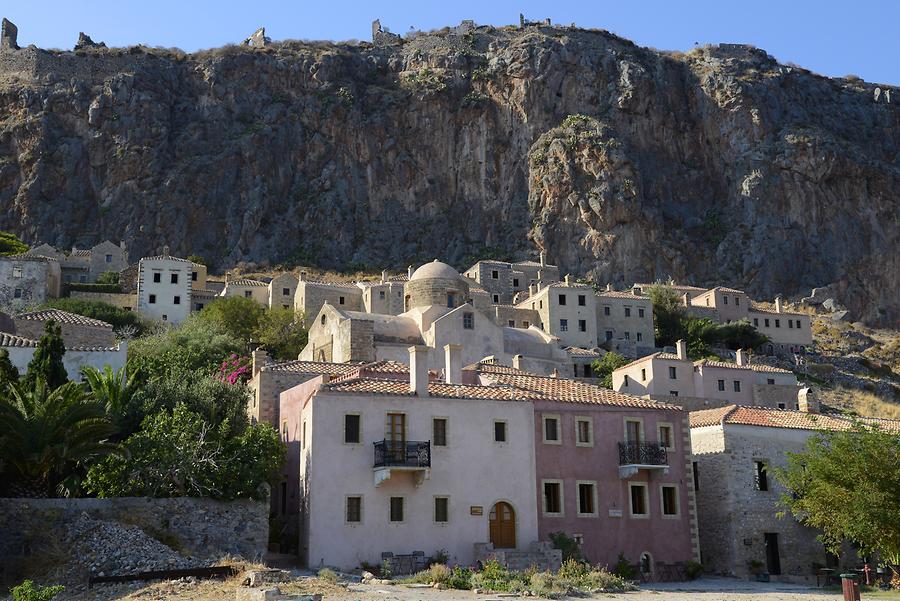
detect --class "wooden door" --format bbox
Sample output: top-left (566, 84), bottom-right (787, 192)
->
top-left (489, 502), bottom-right (516, 549)
top-left (386, 413), bottom-right (406, 462)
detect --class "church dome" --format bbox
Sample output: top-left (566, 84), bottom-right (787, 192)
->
top-left (410, 260), bottom-right (460, 281)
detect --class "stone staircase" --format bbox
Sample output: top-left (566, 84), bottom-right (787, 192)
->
top-left (473, 542), bottom-right (562, 573)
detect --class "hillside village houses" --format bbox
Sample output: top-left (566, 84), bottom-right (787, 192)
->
top-left (277, 345), bottom-right (698, 574)
top-left (689, 404), bottom-right (900, 582)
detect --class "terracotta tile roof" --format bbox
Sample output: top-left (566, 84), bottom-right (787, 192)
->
top-left (3, 254), bottom-right (59, 263)
top-left (705, 286), bottom-right (747, 295)
top-left (0, 332), bottom-right (38, 347)
top-left (141, 255), bottom-right (192, 263)
top-left (547, 281), bottom-right (593, 289)
top-left (68, 344), bottom-right (122, 352)
top-left (514, 260), bottom-right (548, 267)
top-left (566, 346), bottom-right (604, 357)
top-left (634, 283), bottom-right (706, 292)
top-left (71, 249), bottom-right (92, 257)
top-left (228, 279), bottom-right (267, 287)
top-left (360, 360), bottom-right (411, 374)
top-left (299, 279), bottom-right (361, 289)
top-left (597, 290), bottom-right (646, 299)
top-left (263, 360), bottom-right (362, 375)
top-left (694, 359), bottom-right (793, 374)
top-left (323, 378), bottom-right (533, 401)
top-left (15, 309), bottom-right (113, 329)
top-left (468, 362), bottom-right (531, 375)
top-left (690, 405), bottom-right (900, 432)
top-left (749, 307), bottom-right (807, 317)
top-left (617, 352), bottom-right (684, 370)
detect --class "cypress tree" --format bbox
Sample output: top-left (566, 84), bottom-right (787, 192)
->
top-left (24, 320), bottom-right (68, 390)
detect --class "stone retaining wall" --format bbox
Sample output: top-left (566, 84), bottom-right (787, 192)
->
top-left (0, 496), bottom-right (268, 585)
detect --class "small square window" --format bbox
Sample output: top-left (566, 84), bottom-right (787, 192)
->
top-left (153, 272), bottom-right (161, 283)
top-left (777, 402), bottom-right (786, 409)
top-left (192, 271), bottom-right (198, 281)
top-left (767, 378), bottom-right (775, 385)
top-left (669, 366), bottom-right (677, 379)
top-left (558, 294), bottom-right (567, 306)
top-left (494, 421), bottom-right (507, 442)
top-left (463, 313), bottom-right (474, 329)
top-left (508, 320), bottom-right (515, 327)
top-left (669, 390), bottom-right (678, 397)
top-left (775, 319), bottom-right (781, 328)
top-left (603, 306), bottom-right (610, 316)
top-left (765, 318), bottom-right (770, 328)
top-left (379, 291), bottom-right (385, 299)
top-left (560, 319), bottom-right (568, 332)
top-left (149, 294), bottom-right (156, 304)
top-left (523, 321), bottom-right (530, 328)
top-left (339, 296), bottom-right (345, 305)
top-left (13, 288), bottom-right (22, 299)
top-left (491, 270), bottom-right (499, 279)
top-left (12, 267), bottom-right (22, 278)
top-left (753, 318), bottom-right (759, 327)
top-left (346, 496), bottom-right (362, 523)
top-left (543, 481), bottom-right (563, 515)
top-left (492, 294), bottom-right (500, 303)
top-left (344, 414), bottom-right (361, 444)
top-left (733, 380), bottom-right (742, 392)
top-left (605, 330), bottom-right (613, 341)
top-left (105, 254), bottom-right (112, 263)
top-left (197, 303), bottom-right (204, 310)
top-left (578, 319), bottom-right (586, 332)
top-left (433, 418), bottom-right (447, 447)
top-left (434, 497), bottom-right (449, 523)
top-left (244, 290), bottom-right (252, 298)
top-left (638, 308), bottom-right (645, 318)
top-left (170, 273), bottom-right (178, 284)
top-left (389, 497), bottom-right (404, 522)
top-left (578, 295), bottom-right (586, 306)
top-left (173, 295), bottom-right (181, 305)
top-left (625, 307), bottom-right (631, 317)
top-left (717, 379), bottom-right (725, 391)
top-left (162, 314), bottom-right (168, 321)
top-left (283, 287), bottom-right (290, 296)
top-left (543, 415), bottom-right (560, 443)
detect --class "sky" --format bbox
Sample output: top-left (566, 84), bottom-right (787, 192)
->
top-left (5, 0), bottom-right (899, 85)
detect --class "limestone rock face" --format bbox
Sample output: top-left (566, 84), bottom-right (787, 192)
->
top-left (0, 27), bottom-right (897, 325)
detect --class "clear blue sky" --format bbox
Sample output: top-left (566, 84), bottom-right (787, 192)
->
top-left (6, 0), bottom-right (899, 85)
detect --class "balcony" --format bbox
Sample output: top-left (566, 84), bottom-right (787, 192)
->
top-left (373, 440), bottom-right (431, 487)
top-left (617, 441), bottom-right (669, 478)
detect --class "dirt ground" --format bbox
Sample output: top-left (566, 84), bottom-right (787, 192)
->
top-left (61, 575), bottom-right (899, 601)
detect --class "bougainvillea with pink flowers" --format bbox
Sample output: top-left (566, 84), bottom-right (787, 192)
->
top-left (217, 354), bottom-right (251, 385)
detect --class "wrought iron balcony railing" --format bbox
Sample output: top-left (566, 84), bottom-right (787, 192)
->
top-left (618, 441), bottom-right (668, 466)
top-left (374, 440), bottom-right (431, 469)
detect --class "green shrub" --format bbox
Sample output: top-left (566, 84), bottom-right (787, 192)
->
top-left (42, 298), bottom-right (146, 337)
top-left (446, 566), bottom-right (473, 590)
top-left (65, 282), bottom-right (124, 294)
top-left (11, 580), bottom-right (64, 601)
top-left (427, 563), bottom-right (451, 584)
top-left (95, 271), bottom-right (120, 286)
top-left (556, 558), bottom-right (588, 581)
top-left (430, 548), bottom-right (449, 565)
top-left (0, 231), bottom-right (28, 256)
top-left (613, 552), bottom-right (636, 580)
top-left (380, 559), bottom-right (393, 580)
top-left (317, 568), bottom-right (338, 583)
top-left (684, 559), bottom-right (703, 580)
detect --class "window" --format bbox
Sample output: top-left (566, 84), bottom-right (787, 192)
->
top-left (629, 483), bottom-right (648, 517)
top-left (754, 461), bottom-right (769, 491)
top-left (576, 417), bottom-right (593, 446)
top-left (283, 304), bottom-right (289, 309)
top-left (508, 320), bottom-right (515, 327)
top-left (302, 421), bottom-right (306, 449)
top-left (692, 461), bottom-right (700, 491)
top-left (491, 270), bottom-right (499, 279)
top-left (539, 300), bottom-right (543, 309)
top-left (542, 480), bottom-right (563, 516)
top-left (346, 496), bottom-right (362, 523)
top-left (12, 266), bottom-right (22, 278)
top-left (192, 271), bottom-right (198, 281)
top-left (668, 366), bottom-right (677, 379)
top-left (153, 272), bottom-right (161, 283)
top-left (641, 368), bottom-right (646, 381)
top-left (717, 379), bottom-right (725, 391)
top-left (148, 294), bottom-right (156, 304)
top-left (764, 318), bottom-right (770, 328)
top-left (542, 415), bottom-right (560, 444)
top-left (344, 414), bottom-right (361, 444)
top-left (13, 288), bottom-right (22, 299)
top-left (582, 364), bottom-right (591, 377)
top-left (753, 318), bottom-right (759, 327)
top-left (658, 424), bottom-right (674, 451)
top-left (196, 303), bottom-right (204, 311)
top-left (661, 486), bottom-right (679, 517)
top-left (735, 296), bottom-right (740, 306)
top-left (577, 481), bottom-right (597, 516)
top-left (494, 420), bottom-right (507, 442)
top-left (578, 294), bottom-right (586, 306)
top-left (636, 332), bottom-right (643, 342)
top-left (513, 278), bottom-right (519, 288)
top-left (624, 332), bottom-right (630, 340)
top-left (281, 287), bottom-right (290, 296)
top-left (625, 419), bottom-right (642, 443)
top-left (788, 319), bottom-right (793, 329)
top-left (578, 319), bottom-right (586, 332)
top-left (733, 380), bottom-right (741, 392)
top-left (390, 497), bottom-right (404, 522)
top-left (379, 290), bottom-right (385, 299)
top-left (560, 319), bottom-right (568, 332)
top-left (624, 374), bottom-right (630, 386)
top-left (557, 293), bottom-right (568, 306)
top-left (625, 307), bottom-right (631, 317)
top-left (169, 273), bottom-right (177, 284)
top-left (774, 319), bottom-right (781, 328)
top-left (605, 330), bottom-right (613, 341)
top-left (669, 391), bottom-right (678, 397)
top-left (162, 314), bottom-right (168, 321)
top-left (320, 314), bottom-right (326, 325)
top-left (493, 294), bottom-right (500, 303)
top-left (339, 296), bottom-right (345, 305)
top-left (243, 290), bottom-right (252, 298)
top-left (434, 497), bottom-right (449, 523)
top-left (523, 321), bottom-right (530, 328)
top-left (432, 418), bottom-right (447, 447)
top-left (603, 306), bottom-right (610, 316)
top-left (777, 402), bottom-right (786, 409)
top-left (723, 296), bottom-right (728, 305)
top-left (767, 378), bottom-right (775, 385)
top-left (638, 308), bottom-right (645, 318)
top-left (173, 295), bottom-right (181, 305)
top-left (463, 312), bottom-right (474, 329)
top-left (447, 293), bottom-right (455, 307)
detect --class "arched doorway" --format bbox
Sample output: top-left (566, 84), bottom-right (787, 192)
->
top-left (489, 502), bottom-right (516, 549)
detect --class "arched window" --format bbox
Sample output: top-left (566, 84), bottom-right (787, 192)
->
top-left (640, 552), bottom-right (653, 575)
top-left (321, 314), bottom-right (326, 326)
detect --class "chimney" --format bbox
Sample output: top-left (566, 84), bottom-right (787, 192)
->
top-left (512, 354), bottom-right (523, 370)
top-left (299, 270), bottom-right (307, 281)
top-left (162, 244), bottom-right (170, 256)
top-left (551, 368), bottom-right (559, 378)
top-left (564, 274), bottom-right (571, 285)
top-left (407, 265), bottom-right (414, 279)
top-left (537, 269), bottom-right (543, 282)
top-left (381, 270), bottom-right (388, 284)
top-left (409, 346), bottom-right (429, 396)
top-left (735, 349), bottom-right (748, 366)
top-left (444, 344), bottom-right (462, 384)
top-left (225, 272), bottom-right (231, 283)
top-left (676, 339), bottom-right (687, 361)
top-left (632, 286), bottom-right (641, 295)
top-left (120, 240), bottom-right (126, 250)
top-left (682, 293), bottom-right (690, 307)
top-left (606, 283), bottom-right (613, 292)
top-left (775, 296), bottom-right (783, 313)
top-left (251, 348), bottom-right (269, 377)
top-left (797, 387), bottom-right (819, 414)
top-left (539, 251), bottom-right (546, 267)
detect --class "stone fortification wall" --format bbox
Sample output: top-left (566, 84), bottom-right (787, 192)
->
top-left (0, 46), bottom-right (164, 86)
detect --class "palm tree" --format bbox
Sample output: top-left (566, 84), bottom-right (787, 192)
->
top-left (0, 380), bottom-right (122, 497)
top-left (80, 365), bottom-right (143, 438)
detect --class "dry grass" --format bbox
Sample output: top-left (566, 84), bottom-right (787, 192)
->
top-left (830, 387), bottom-right (900, 420)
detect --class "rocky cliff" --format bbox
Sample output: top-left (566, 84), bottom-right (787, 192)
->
top-left (0, 24), bottom-right (897, 324)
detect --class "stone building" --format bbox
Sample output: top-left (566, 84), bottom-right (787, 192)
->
top-left (611, 342), bottom-right (803, 411)
top-left (268, 272), bottom-right (298, 310)
top-left (136, 249), bottom-right (192, 324)
top-left (26, 240), bottom-right (127, 284)
top-left (299, 261), bottom-right (571, 376)
top-left (0, 255), bottom-right (61, 309)
top-left (220, 277), bottom-right (269, 306)
top-left (294, 274), bottom-right (363, 322)
top-left (689, 405), bottom-right (897, 582)
top-left (13, 308), bottom-right (116, 347)
top-left (463, 253), bottom-right (559, 306)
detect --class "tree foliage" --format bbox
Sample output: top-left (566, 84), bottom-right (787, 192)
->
top-left (80, 365), bottom-right (144, 439)
top-left (0, 380), bottom-right (121, 497)
top-left (255, 306), bottom-right (308, 360)
top-left (0, 348), bottom-right (19, 389)
top-left (94, 271), bottom-right (120, 286)
top-left (774, 423), bottom-right (900, 570)
top-left (84, 404), bottom-right (283, 500)
top-left (128, 316), bottom-right (244, 379)
top-left (23, 320), bottom-right (68, 391)
top-left (42, 298), bottom-right (146, 337)
top-left (0, 231), bottom-right (29, 256)
top-left (196, 296), bottom-right (265, 343)
top-left (591, 352), bottom-right (630, 389)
